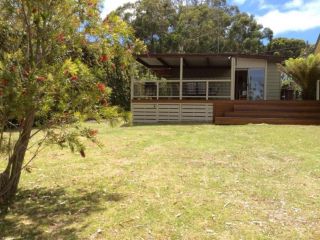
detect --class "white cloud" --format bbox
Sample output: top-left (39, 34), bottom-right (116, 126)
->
top-left (232, 0), bottom-right (247, 5)
top-left (257, 0), bottom-right (275, 10)
top-left (256, 0), bottom-right (320, 35)
top-left (101, 0), bottom-right (137, 19)
top-left (284, 0), bottom-right (304, 9)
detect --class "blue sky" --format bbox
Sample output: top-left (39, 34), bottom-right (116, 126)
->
top-left (102, 0), bottom-right (320, 44)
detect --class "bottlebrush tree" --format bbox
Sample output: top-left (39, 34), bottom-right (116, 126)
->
top-left (82, 12), bottom-right (145, 111)
top-left (0, 0), bottom-right (145, 202)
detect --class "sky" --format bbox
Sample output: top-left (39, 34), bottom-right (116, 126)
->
top-left (101, 0), bottom-right (320, 44)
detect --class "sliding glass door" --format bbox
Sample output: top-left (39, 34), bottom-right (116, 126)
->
top-left (248, 69), bottom-right (265, 100)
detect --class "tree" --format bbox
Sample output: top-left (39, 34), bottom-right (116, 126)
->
top-left (116, 0), bottom-right (271, 54)
top-left (279, 54), bottom-right (320, 100)
top-left (116, 0), bottom-right (177, 53)
top-left (0, 0), bottom-right (143, 203)
top-left (175, 3), bottom-right (231, 53)
top-left (224, 12), bottom-right (267, 53)
top-left (81, 13), bottom-right (146, 110)
top-left (263, 27), bottom-right (273, 44)
top-left (267, 38), bottom-right (307, 58)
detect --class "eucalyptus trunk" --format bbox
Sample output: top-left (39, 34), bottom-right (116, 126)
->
top-left (0, 111), bottom-right (35, 203)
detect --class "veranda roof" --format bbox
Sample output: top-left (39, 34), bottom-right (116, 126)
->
top-left (136, 53), bottom-right (284, 79)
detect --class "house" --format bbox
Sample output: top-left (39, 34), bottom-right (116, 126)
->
top-left (315, 34), bottom-right (320, 54)
top-left (132, 53), bottom-right (320, 125)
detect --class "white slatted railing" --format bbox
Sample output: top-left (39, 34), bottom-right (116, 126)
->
top-left (132, 103), bottom-right (214, 123)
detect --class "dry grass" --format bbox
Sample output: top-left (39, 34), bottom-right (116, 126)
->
top-left (1, 123), bottom-right (320, 239)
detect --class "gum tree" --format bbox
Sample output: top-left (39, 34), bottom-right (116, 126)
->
top-left (0, 0), bottom-right (144, 203)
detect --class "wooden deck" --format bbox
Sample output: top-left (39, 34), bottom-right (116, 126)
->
top-left (214, 100), bottom-right (320, 125)
top-left (131, 99), bottom-right (320, 125)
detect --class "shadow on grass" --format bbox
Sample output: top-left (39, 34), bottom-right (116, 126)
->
top-left (0, 187), bottom-right (124, 239)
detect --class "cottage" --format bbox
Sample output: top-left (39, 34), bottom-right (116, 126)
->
top-left (132, 53), bottom-right (320, 125)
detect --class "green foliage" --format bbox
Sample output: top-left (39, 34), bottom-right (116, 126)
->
top-left (224, 12), bottom-right (266, 53)
top-left (80, 12), bottom-right (146, 111)
top-left (281, 78), bottom-right (302, 92)
top-left (279, 54), bottom-right (320, 99)
top-left (100, 106), bottom-right (132, 126)
top-left (281, 76), bottom-right (302, 100)
top-left (0, 0), bottom-right (144, 154)
top-left (115, 0), bottom-right (273, 53)
top-left (116, 0), bottom-right (177, 53)
top-left (268, 38), bottom-right (308, 58)
top-left (0, 0), bottom-right (145, 201)
top-left (106, 63), bottom-right (132, 110)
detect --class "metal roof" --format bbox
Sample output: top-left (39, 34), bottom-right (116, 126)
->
top-left (136, 53), bottom-right (284, 69)
top-left (136, 53), bottom-right (285, 79)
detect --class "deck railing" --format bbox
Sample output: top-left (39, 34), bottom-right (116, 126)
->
top-left (132, 80), bottom-right (232, 100)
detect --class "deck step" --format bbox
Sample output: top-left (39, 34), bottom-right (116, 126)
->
top-left (215, 117), bottom-right (320, 125)
top-left (234, 104), bottom-right (320, 112)
top-left (214, 101), bottom-right (320, 125)
top-left (224, 111), bottom-right (320, 118)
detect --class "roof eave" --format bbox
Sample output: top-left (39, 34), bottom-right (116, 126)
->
top-left (136, 52), bottom-right (285, 60)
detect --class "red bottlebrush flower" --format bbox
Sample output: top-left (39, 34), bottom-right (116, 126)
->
top-left (99, 54), bottom-right (108, 62)
top-left (36, 76), bottom-right (46, 82)
top-left (1, 79), bottom-right (8, 86)
top-left (88, 129), bottom-right (98, 137)
top-left (56, 33), bottom-right (65, 43)
top-left (70, 75), bottom-right (78, 81)
top-left (97, 83), bottom-right (106, 93)
top-left (23, 69), bottom-right (30, 78)
top-left (88, 1), bottom-right (95, 7)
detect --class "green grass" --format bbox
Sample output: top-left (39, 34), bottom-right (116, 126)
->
top-left (1, 123), bottom-right (320, 239)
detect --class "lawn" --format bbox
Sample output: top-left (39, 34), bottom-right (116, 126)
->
top-left (1, 123), bottom-right (320, 239)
